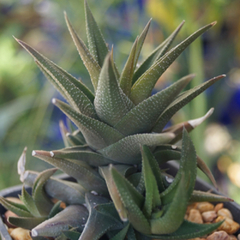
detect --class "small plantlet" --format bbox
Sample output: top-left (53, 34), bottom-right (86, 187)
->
top-left (0, 1), bottom-right (235, 239)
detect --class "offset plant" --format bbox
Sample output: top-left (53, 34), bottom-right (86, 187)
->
top-left (0, 1), bottom-right (231, 239)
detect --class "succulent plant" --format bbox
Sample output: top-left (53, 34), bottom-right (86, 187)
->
top-left (0, 1), bottom-right (232, 239)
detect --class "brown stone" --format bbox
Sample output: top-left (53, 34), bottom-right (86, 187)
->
top-left (9, 227), bottom-right (32, 240)
top-left (202, 210), bottom-right (217, 222)
top-left (188, 209), bottom-right (203, 224)
top-left (206, 231), bottom-right (230, 240)
top-left (217, 208), bottom-right (233, 220)
top-left (215, 203), bottom-right (224, 212)
top-left (197, 202), bottom-right (214, 213)
top-left (215, 216), bottom-right (240, 234)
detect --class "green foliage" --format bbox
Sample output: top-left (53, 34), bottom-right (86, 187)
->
top-left (0, 1), bottom-right (230, 240)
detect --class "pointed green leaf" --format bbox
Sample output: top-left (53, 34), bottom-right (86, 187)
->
top-left (52, 99), bottom-right (124, 150)
top-left (130, 22), bottom-right (216, 104)
top-left (141, 146), bottom-right (161, 217)
top-left (190, 190), bottom-right (233, 203)
top-left (160, 129), bottom-right (197, 206)
top-left (111, 166), bottom-right (151, 234)
top-left (32, 168), bottom-right (56, 216)
top-left (59, 120), bottom-right (70, 147)
top-left (8, 216), bottom-right (47, 230)
top-left (115, 74), bottom-right (193, 135)
top-left (147, 220), bottom-right (223, 239)
top-left (84, 0), bottom-right (108, 66)
top-left (16, 39), bottom-right (96, 118)
top-left (119, 37), bottom-right (138, 96)
top-left (150, 172), bottom-right (188, 234)
top-left (48, 201), bottom-right (62, 219)
top-left (0, 197), bottom-right (32, 217)
top-left (100, 166), bottom-right (128, 221)
top-left (79, 193), bottom-right (118, 240)
top-left (152, 74), bottom-right (225, 132)
top-left (109, 223), bottom-right (130, 240)
top-left (132, 21), bottom-right (185, 84)
top-left (20, 186), bottom-right (41, 217)
top-left (32, 150), bottom-right (108, 195)
top-left (51, 149), bottom-right (114, 167)
top-left (71, 129), bottom-right (86, 144)
top-left (133, 19), bottom-right (151, 71)
top-left (94, 53), bottom-right (134, 126)
top-left (32, 205), bottom-right (88, 237)
top-left (65, 12), bottom-right (101, 91)
top-left (99, 133), bottom-right (175, 164)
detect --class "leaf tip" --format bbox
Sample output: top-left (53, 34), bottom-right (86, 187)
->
top-left (211, 21), bottom-right (217, 26)
top-left (31, 229), bottom-right (38, 237)
top-left (52, 98), bottom-right (57, 105)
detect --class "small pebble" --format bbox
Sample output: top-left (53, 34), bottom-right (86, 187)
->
top-left (206, 230), bottom-right (230, 240)
top-left (202, 210), bottom-right (217, 222)
top-left (197, 202), bottom-right (214, 213)
top-left (9, 227), bottom-right (32, 240)
top-left (215, 216), bottom-right (240, 234)
top-left (188, 209), bottom-right (203, 224)
top-left (215, 203), bottom-right (224, 212)
top-left (218, 208), bottom-right (233, 220)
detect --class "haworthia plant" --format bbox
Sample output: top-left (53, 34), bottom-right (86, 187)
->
top-left (0, 1), bottom-right (231, 240)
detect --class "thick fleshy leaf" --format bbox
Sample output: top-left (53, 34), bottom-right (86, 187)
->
top-left (16, 39), bottom-right (96, 118)
top-left (115, 74), bottom-right (193, 135)
top-left (31, 205), bottom-right (88, 237)
top-left (99, 133), bottom-right (175, 164)
top-left (22, 170), bottom-right (86, 205)
top-left (141, 146), bottom-right (161, 218)
top-left (84, 0), bottom-right (108, 67)
top-left (152, 74), bottom-right (225, 132)
top-left (71, 129), bottom-right (86, 144)
top-left (8, 216), bottom-right (47, 230)
top-left (130, 22), bottom-right (216, 104)
top-left (100, 166), bottom-right (128, 221)
top-left (19, 186), bottom-right (41, 217)
top-left (32, 168), bottom-right (56, 216)
top-left (109, 223), bottom-right (130, 240)
top-left (79, 193), bottom-right (118, 240)
top-left (190, 190), bottom-right (233, 203)
top-left (110, 166), bottom-right (151, 234)
top-left (150, 173), bottom-right (188, 234)
top-left (119, 37), bottom-right (138, 96)
top-left (51, 148), bottom-right (114, 167)
top-left (146, 220), bottom-right (223, 239)
top-left (132, 21), bottom-right (185, 84)
top-left (0, 197), bottom-right (32, 217)
top-left (32, 150), bottom-right (108, 195)
top-left (94, 53), bottom-right (134, 126)
top-left (160, 129), bottom-right (197, 206)
top-left (53, 99), bottom-right (124, 150)
top-left (133, 19), bottom-right (151, 71)
top-left (65, 12), bottom-right (101, 91)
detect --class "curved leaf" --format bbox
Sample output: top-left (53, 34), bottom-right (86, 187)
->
top-left (130, 22), bottom-right (216, 104)
top-left (53, 99), bottom-right (124, 150)
top-left (32, 205), bottom-right (88, 237)
top-left (9, 216), bottom-right (46, 230)
top-left (65, 12), bottom-right (101, 91)
top-left (16, 39), bottom-right (96, 118)
top-left (115, 74), bottom-right (193, 135)
top-left (84, 0), bottom-right (108, 67)
top-left (32, 150), bottom-right (108, 195)
top-left (132, 20), bottom-right (185, 84)
top-left (94, 53), bottom-right (134, 126)
top-left (152, 74), bottom-right (225, 132)
top-left (99, 133), bottom-right (175, 164)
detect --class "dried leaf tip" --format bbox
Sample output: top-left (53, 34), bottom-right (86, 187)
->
top-left (32, 150), bottom-right (36, 156)
top-left (31, 229), bottom-right (38, 237)
top-left (18, 147), bottom-right (27, 182)
top-left (52, 98), bottom-right (57, 104)
top-left (211, 21), bottom-right (217, 26)
top-left (188, 108), bottom-right (214, 128)
top-left (50, 151), bottom-right (54, 157)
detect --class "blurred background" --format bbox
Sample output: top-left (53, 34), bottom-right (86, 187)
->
top-left (1, 0), bottom-right (240, 203)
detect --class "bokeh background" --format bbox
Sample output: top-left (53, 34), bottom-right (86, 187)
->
top-left (1, 0), bottom-right (240, 203)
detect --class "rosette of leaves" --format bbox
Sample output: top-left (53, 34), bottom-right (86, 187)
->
top-left (0, 0), bottom-right (231, 239)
